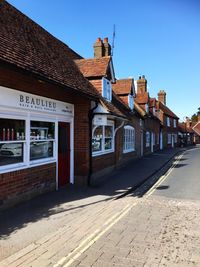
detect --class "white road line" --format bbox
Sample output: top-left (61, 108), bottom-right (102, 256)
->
top-left (54, 202), bottom-right (136, 267)
top-left (145, 152), bottom-right (185, 197)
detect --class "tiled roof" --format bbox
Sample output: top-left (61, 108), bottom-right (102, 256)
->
top-left (0, 1), bottom-right (99, 98)
top-left (179, 123), bottom-right (193, 133)
top-left (74, 57), bottom-right (111, 78)
top-left (158, 101), bottom-right (179, 119)
top-left (149, 98), bottom-right (156, 108)
top-left (193, 122), bottom-right (200, 136)
top-left (112, 79), bottom-right (133, 95)
top-left (135, 92), bottom-right (149, 104)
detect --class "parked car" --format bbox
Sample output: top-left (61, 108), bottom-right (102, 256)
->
top-left (0, 143), bottom-right (22, 157)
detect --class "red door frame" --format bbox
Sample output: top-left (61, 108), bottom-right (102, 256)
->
top-left (58, 122), bottom-right (70, 187)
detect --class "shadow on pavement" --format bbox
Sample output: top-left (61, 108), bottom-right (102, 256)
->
top-left (0, 147), bottom-right (187, 238)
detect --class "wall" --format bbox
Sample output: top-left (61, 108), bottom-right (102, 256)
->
top-left (0, 62), bottom-right (92, 207)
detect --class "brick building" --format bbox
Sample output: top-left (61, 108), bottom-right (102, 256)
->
top-left (0, 1), bottom-right (101, 208)
top-left (135, 76), bottom-right (161, 154)
top-left (156, 90), bottom-right (179, 148)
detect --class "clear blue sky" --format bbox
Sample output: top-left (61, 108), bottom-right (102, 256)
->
top-left (7, 0), bottom-right (200, 120)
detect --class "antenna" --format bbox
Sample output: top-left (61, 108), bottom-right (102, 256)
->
top-left (111, 24), bottom-right (116, 57)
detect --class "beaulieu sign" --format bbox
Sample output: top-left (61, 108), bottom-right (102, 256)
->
top-left (0, 86), bottom-right (74, 116)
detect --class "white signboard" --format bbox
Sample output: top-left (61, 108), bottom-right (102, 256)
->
top-left (0, 86), bottom-right (74, 116)
top-left (93, 115), bottom-right (107, 125)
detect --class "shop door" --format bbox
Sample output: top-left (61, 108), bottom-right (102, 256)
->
top-left (58, 122), bottom-right (70, 187)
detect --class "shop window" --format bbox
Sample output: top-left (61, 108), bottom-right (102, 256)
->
top-left (146, 131), bottom-right (150, 147)
top-left (0, 118), bottom-right (25, 167)
top-left (92, 122), bottom-right (114, 155)
top-left (123, 126), bottom-right (135, 153)
top-left (30, 121), bottom-right (55, 161)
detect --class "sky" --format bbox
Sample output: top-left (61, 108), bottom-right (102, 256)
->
top-left (7, 0), bottom-right (200, 120)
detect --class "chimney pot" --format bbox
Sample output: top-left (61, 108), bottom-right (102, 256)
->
top-left (97, 37), bottom-right (102, 42)
top-left (103, 37), bottom-right (108, 43)
top-left (142, 75), bottom-right (145, 79)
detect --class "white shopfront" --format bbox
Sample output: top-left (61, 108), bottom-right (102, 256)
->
top-left (0, 86), bottom-right (74, 188)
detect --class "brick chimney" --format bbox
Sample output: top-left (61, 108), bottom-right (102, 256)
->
top-left (93, 37), bottom-right (103, 58)
top-left (158, 90), bottom-right (166, 105)
top-left (103, 37), bottom-right (111, 56)
top-left (185, 117), bottom-right (191, 128)
top-left (137, 75), bottom-right (147, 94)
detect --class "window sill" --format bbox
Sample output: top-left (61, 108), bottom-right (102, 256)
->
top-left (92, 149), bottom-right (114, 157)
top-left (123, 149), bottom-right (135, 154)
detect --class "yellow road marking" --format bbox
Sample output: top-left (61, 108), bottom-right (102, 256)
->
top-left (145, 152), bottom-right (185, 197)
top-left (54, 202), bottom-right (136, 267)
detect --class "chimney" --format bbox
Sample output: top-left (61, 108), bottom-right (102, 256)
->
top-left (185, 117), bottom-right (191, 128)
top-left (103, 37), bottom-right (111, 56)
top-left (137, 75), bottom-right (147, 94)
top-left (93, 37), bottom-right (103, 58)
top-left (158, 90), bottom-right (166, 105)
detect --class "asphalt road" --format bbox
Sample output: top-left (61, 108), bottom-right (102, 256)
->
top-left (153, 145), bottom-right (200, 200)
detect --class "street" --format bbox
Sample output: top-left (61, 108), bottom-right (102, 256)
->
top-left (0, 146), bottom-right (200, 266)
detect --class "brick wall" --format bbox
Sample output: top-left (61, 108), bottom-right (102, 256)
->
top-left (0, 63), bottom-right (92, 205)
top-left (0, 163), bottom-right (56, 209)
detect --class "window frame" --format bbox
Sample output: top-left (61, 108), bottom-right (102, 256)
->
top-left (128, 94), bottom-right (134, 110)
top-left (92, 121), bottom-right (114, 156)
top-left (102, 77), bottom-right (112, 102)
top-left (123, 125), bottom-right (135, 153)
top-left (167, 133), bottom-right (172, 144)
top-left (167, 117), bottom-right (170, 127)
top-left (173, 119), bottom-right (177, 128)
top-left (146, 131), bottom-right (150, 147)
top-left (0, 113), bottom-right (57, 174)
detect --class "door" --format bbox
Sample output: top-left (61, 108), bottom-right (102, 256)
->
top-left (58, 122), bottom-right (70, 187)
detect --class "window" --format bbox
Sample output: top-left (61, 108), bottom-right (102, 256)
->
top-left (174, 134), bottom-right (178, 143)
top-left (153, 107), bottom-right (156, 115)
top-left (153, 133), bottom-right (156, 145)
top-left (146, 131), bottom-right (150, 147)
top-left (123, 126), bottom-right (135, 153)
top-left (157, 133), bottom-right (160, 145)
top-left (0, 118), bottom-right (25, 167)
top-left (128, 94), bottom-right (134, 110)
top-left (102, 78), bottom-right (112, 102)
top-left (167, 117), bottom-right (170, 127)
top-left (168, 133), bottom-right (172, 144)
top-left (145, 104), bottom-right (149, 113)
top-left (173, 119), bottom-right (177, 128)
top-left (92, 122), bottom-right (114, 155)
top-left (30, 121), bottom-right (55, 161)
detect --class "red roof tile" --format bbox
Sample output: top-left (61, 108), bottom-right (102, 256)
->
top-left (112, 79), bottom-right (133, 95)
top-left (0, 1), bottom-right (99, 98)
top-left (135, 92), bottom-right (149, 104)
top-left (193, 122), bottom-right (200, 136)
top-left (74, 57), bottom-right (111, 78)
top-left (158, 101), bottom-right (179, 119)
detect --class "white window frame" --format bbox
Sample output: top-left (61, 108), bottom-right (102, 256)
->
top-left (123, 125), bottom-right (135, 153)
top-left (173, 119), bottom-right (177, 128)
top-left (167, 117), bottom-right (170, 127)
top-left (128, 94), bottom-right (134, 110)
top-left (167, 133), bottom-right (172, 144)
top-left (92, 120), bottom-right (114, 157)
top-left (146, 131), bottom-right (150, 147)
top-left (145, 104), bottom-right (149, 113)
top-left (102, 77), bottom-right (112, 102)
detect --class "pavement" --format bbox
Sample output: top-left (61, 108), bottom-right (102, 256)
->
top-left (0, 146), bottom-right (189, 266)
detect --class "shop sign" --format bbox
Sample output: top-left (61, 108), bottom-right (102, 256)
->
top-left (0, 86), bottom-right (74, 116)
top-left (93, 115), bottom-right (107, 125)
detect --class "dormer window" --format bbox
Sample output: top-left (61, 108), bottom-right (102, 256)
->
top-left (153, 107), bottom-right (156, 115)
top-left (145, 104), bottom-right (149, 113)
top-left (128, 94), bottom-right (134, 110)
top-left (102, 77), bottom-right (112, 102)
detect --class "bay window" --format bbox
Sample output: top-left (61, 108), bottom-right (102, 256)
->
top-left (123, 126), bottom-right (135, 153)
top-left (92, 121), bottom-right (114, 155)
